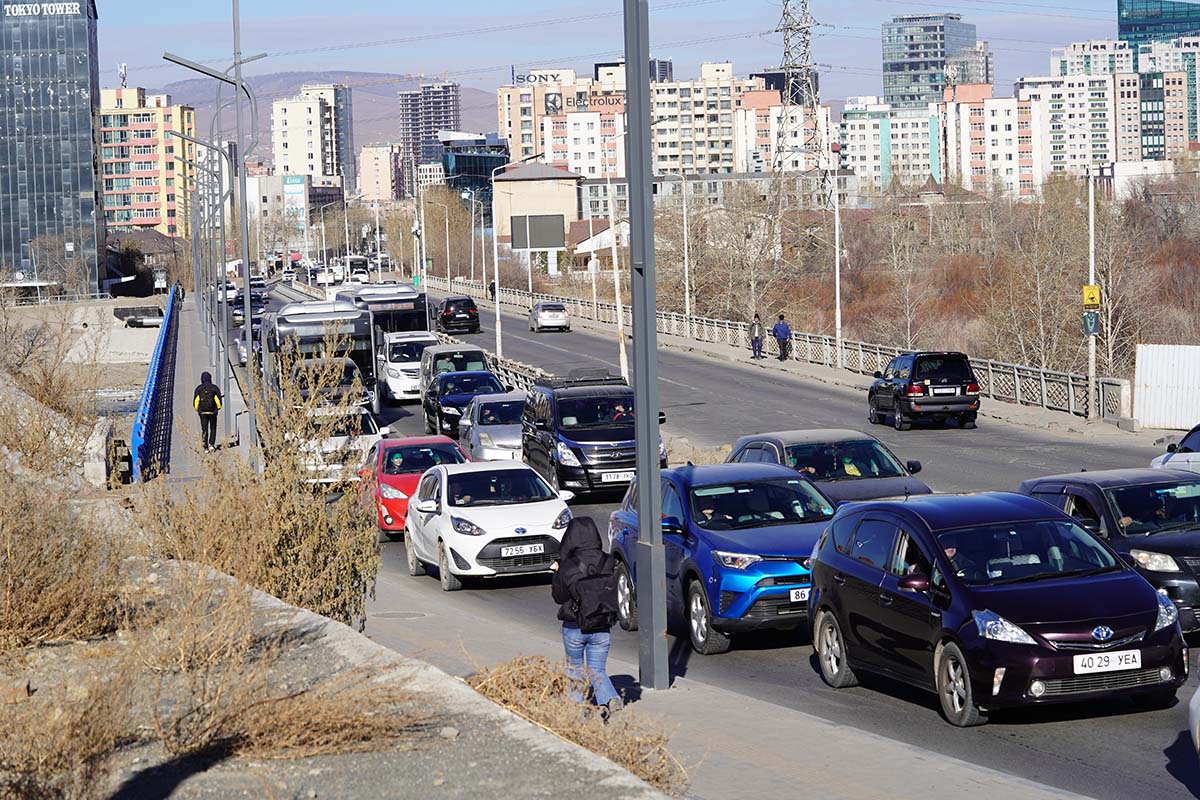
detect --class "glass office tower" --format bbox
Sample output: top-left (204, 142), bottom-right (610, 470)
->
top-left (1120, 0), bottom-right (1200, 50)
top-left (883, 13), bottom-right (977, 109)
top-left (0, 1), bottom-right (104, 292)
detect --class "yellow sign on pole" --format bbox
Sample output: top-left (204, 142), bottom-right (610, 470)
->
top-left (1083, 284), bottom-right (1101, 310)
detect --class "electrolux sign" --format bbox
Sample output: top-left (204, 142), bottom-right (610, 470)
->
top-left (3, 2), bottom-right (82, 15)
top-left (544, 93), bottom-right (624, 115)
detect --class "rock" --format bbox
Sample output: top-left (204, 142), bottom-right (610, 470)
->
top-left (433, 778), bottom-right (445, 787)
top-left (439, 726), bottom-right (460, 739)
top-left (307, 769), bottom-right (323, 777)
top-left (1, 679), bottom-right (32, 705)
top-left (306, 791), bottom-right (317, 799)
top-left (146, 572), bottom-right (159, 585)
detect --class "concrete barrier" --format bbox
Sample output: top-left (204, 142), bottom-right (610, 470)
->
top-left (83, 418), bottom-right (114, 488)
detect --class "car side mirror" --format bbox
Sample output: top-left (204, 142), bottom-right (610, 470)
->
top-left (536, 420), bottom-right (549, 431)
top-left (1168, 443), bottom-right (1178, 453)
top-left (506, 384), bottom-right (515, 392)
top-left (897, 573), bottom-right (929, 592)
top-left (558, 489), bottom-right (575, 502)
top-left (1076, 517), bottom-right (1102, 536)
top-left (906, 460), bottom-right (923, 475)
top-left (415, 499), bottom-right (439, 514)
top-left (658, 411), bottom-right (667, 425)
top-left (873, 371), bottom-right (883, 379)
top-left (662, 516), bottom-right (683, 535)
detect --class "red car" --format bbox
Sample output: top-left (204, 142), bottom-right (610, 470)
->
top-left (361, 436), bottom-right (469, 540)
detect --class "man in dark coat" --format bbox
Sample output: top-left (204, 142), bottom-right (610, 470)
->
top-left (193, 371), bottom-right (223, 452)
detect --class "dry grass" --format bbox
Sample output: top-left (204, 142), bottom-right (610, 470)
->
top-left (666, 436), bottom-right (731, 466)
top-left (468, 656), bottom-right (688, 797)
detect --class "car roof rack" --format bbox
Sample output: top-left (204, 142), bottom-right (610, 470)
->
top-left (542, 368), bottom-right (628, 389)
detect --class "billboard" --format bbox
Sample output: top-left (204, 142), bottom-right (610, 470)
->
top-left (282, 175), bottom-right (306, 233)
top-left (510, 215), bottom-right (566, 249)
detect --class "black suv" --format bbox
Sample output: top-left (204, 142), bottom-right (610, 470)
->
top-left (867, 351), bottom-right (980, 430)
top-left (521, 372), bottom-right (666, 495)
top-left (435, 296), bottom-right (481, 334)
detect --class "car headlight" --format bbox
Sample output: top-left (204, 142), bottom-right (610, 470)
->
top-left (1131, 549), bottom-right (1181, 573)
top-left (712, 551), bottom-right (762, 570)
top-left (555, 441), bottom-right (581, 467)
top-left (387, 367), bottom-right (402, 379)
top-left (380, 484), bottom-right (407, 500)
top-left (450, 516), bottom-right (485, 536)
top-left (479, 432), bottom-right (494, 447)
top-left (440, 405), bottom-right (462, 416)
top-left (972, 609), bottom-right (1036, 645)
top-left (1155, 590), bottom-right (1180, 632)
top-left (552, 508), bottom-right (572, 529)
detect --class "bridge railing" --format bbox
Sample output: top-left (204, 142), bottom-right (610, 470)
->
top-left (427, 275), bottom-right (1131, 420)
top-left (130, 282), bottom-right (182, 481)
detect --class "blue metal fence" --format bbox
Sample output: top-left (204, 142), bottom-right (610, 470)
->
top-left (130, 282), bottom-right (182, 481)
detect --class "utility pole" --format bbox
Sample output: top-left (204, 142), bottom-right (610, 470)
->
top-left (605, 167), bottom-right (629, 381)
top-left (1087, 163), bottom-right (1097, 419)
top-left (624, 0), bottom-right (669, 692)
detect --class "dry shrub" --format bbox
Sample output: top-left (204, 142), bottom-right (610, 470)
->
top-left (468, 656), bottom-right (688, 797)
top-left (0, 471), bottom-right (126, 653)
top-left (667, 436), bottom-right (730, 466)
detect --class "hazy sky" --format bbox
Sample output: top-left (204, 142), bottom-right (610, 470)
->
top-left (97, 0), bottom-right (1114, 100)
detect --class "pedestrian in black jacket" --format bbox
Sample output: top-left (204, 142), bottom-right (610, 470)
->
top-left (552, 517), bottom-right (622, 716)
top-left (193, 371), bottom-right (223, 452)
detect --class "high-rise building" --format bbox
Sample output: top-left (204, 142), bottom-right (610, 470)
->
top-left (883, 13), bottom-right (978, 109)
top-left (397, 81), bottom-right (461, 191)
top-left (1052, 40), bottom-right (1136, 75)
top-left (1, 0), bottom-right (104, 290)
top-left (271, 83), bottom-right (355, 188)
top-left (1119, 0), bottom-right (1200, 51)
top-left (941, 86), bottom-right (1043, 197)
top-left (358, 144), bottom-right (403, 203)
top-left (947, 41), bottom-right (995, 87)
top-left (99, 88), bottom-right (195, 238)
top-left (1014, 75), bottom-right (1116, 174)
top-left (839, 97), bottom-right (941, 190)
top-left (439, 132), bottom-right (509, 214)
top-left (1113, 71), bottom-right (1189, 160)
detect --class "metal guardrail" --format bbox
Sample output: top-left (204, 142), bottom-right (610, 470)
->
top-left (427, 275), bottom-right (1132, 420)
top-left (130, 282), bottom-right (183, 481)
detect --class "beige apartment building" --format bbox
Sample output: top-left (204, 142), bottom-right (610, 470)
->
top-left (272, 83), bottom-right (355, 187)
top-left (359, 144), bottom-right (403, 202)
top-left (99, 87), bottom-right (195, 237)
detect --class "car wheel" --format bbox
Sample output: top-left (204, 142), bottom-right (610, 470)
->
top-left (615, 560), bottom-right (639, 632)
top-left (961, 414), bottom-right (977, 430)
top-left (424, 413), bottom-right (435, 435)
top-left (687, 581), bottom-right (731, 655)
top-left (937, 643), bottom-right (987, 727)
top-left (438, 542), bottom-right (463, 591)
top-left (816, 610), bottom-right (859, 688)
top-left (893, 405), bottom-right (912, 431)
top-left (405, 534), bottom-right (425, 577)
top-left (867, 397), bottom-right (882, 425)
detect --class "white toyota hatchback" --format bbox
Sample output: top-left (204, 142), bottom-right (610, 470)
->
top-left (404, 461), bottom-right (574, 591)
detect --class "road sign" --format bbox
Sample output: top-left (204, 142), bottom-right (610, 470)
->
top-left (1083, 284), bottom-right (1100, 310)
top-left (1083, 310), bottom-right (1100, 336)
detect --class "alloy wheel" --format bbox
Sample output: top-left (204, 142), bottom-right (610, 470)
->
top-left (942, 657), bottom-right (968, 716)
top-left (617, 570), bottom-right (631, 621)
top-left (689, 591), bottom-right (708, 644)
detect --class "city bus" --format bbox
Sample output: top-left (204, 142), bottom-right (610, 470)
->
top-left (333, 284), bottom-right (430, 336)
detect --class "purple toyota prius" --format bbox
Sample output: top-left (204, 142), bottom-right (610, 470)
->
top-left (808, 492), bottom-right (1188, 726)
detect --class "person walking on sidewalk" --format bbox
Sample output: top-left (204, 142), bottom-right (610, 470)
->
top-left (193, 371), bottom-right (223, 452)
top-left (772, 313), bottom-right (792, 361)
top-left (749, 314), bottom-right (765, 360)
top-left (552, 517), bottom-right (623, 719)
top-left (488, 280), bottom-right (496, 302)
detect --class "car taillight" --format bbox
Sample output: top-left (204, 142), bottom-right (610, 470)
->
top-left (905, 383), bottom-right (925, 397)
top-left (966, 382), bottom-right (981, 396)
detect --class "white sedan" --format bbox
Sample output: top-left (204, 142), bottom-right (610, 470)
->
top-left (404, 461), bottom-right (573, 591)
top-left (299, 407), bottom-right (389, 484)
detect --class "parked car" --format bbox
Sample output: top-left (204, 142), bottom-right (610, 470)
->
top-left (867, 351), bottom-right (981, 430)
top-left (522, 372), bottom-right (666, 496)
top-left (298, 407), bottom-right (389, 485)
top-left (1019, 468), bottom-right (1200, 632)
top-left (423, 370), bottom-right (508, 436)
top-left (1152, 424), bottom-right (1200, 475)
top-left (379, 331), bottom-right (439, 403)
top-left (610, 463), bottom-right (837, 654)
top-left (458, 391), bottom-right (526, 461)
top-left (359, 436), bottom-right (469, 540)
top-left (726, 429), bottom-right (931, 504)
top-left (529, 301), bottom-right (571, 332)
top-left (435, 295), bottom-right (481, 334)
top-left (403, 461), bottom-right (574, 591)
top-left (809, 492), bottom-right (1185, 727)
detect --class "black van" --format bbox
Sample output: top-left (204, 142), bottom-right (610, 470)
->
top-left (521, 373), bottom-right (666, 495)
top-left (435, 296), bottom-right (481, 334)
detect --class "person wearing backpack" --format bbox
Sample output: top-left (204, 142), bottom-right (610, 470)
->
top-left (551, 517), bottom-right (622, 717)
top-left (193, 371), bottom-right (223, 452)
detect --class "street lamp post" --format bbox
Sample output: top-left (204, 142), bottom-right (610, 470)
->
top-left (489, 151), bottom-right (544, 359)
top-left (1057, 117), bottom-right (1099, 419)
top-left (660, 172), bottom-right (691, 333)
top-left (426, 199), bottom-right (451, 286)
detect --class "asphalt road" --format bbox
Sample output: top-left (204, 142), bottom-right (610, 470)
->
top-left (269, 282), bottom-right (1200, 799)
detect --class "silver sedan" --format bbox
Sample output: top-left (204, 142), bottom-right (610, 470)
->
top-left (528, 302), bottom-right (570, 332)
top-left (458, 392), bottom-right (527, 461)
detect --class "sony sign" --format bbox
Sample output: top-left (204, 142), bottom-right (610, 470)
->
top-left (513, 68), bottom-right (576, 87)
top-left (3, 2), bottom-right (82, 15)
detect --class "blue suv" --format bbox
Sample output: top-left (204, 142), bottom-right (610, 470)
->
top-left (608, 463), bottom-right (837, 654)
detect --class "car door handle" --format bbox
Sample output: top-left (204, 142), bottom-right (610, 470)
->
top-left (832, 574), bottom-right (846, 585)
top-left (878, 592), bottom-right (893, 606)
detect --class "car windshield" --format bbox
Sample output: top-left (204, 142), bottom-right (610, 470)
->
top-left (479, 400), bottom-right (524, 425)
top-left (388, 340), bottom-right (431, 362)
top-left (689, 479), bottom-right (835, 531)
top-left (557, 395), bottom-right (635, 429)
top-left (440, 374), bottom-right (503, 396)
top-left (913, 355), bottom-right (973, 382)
top-left (325, 413), bottom-right (378, 439)
top-left (293, 362), bottom-right (360, 389)
top-left (1105, 480), bottom-right (1200, 535)
top-left (784, 440), bottom-right (906, 481)
top-left (382, 444), bottom-right (465, 475)
top-left (433, 352), bottom-right (488, 373)
top-left (936, 520), bottom-right (1119, 586)
top-left (447, 470), bottom-right (555, 507)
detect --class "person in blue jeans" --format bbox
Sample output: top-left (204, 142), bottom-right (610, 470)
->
top-left (551, 517), bottom-right (623, 719)
top-left (750, 313), bottom-right (764, 360)
top-left (772, 313), bottom-right (792, 361)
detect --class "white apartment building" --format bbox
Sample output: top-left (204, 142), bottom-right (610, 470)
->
top-left (839, 97), bottom-right (940, 190)
top-left (417, 162), bottom-right (445, 189)
top-left (1013, 75), bottom-right (1116, 174)
top-left (543, 109), bottom-right (627, 179)
top-left (648, 62), bottom-right (765, 174)
top-left (733, 98), bottom-right (836, 173)
top-left (942, 90), bottom-right (1046, 197)
top-left (1051, 40), bottom-right (1135, 76)
top-left (272, 83), bottom-right (355, 188)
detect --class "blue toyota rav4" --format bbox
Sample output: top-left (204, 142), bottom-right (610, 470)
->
top-left (609, 463), bottom-right (837, 654)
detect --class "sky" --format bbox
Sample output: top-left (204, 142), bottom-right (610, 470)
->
top-left (97, 0), bottom-right (1116, 101)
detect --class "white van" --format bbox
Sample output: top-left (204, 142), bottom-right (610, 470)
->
top-left (379, 331), bottom-right (439, 403)
top-left (418, 343), bottom-right (491, 400)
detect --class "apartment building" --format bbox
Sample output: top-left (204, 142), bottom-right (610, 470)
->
top-left (1013, 75), bottom-right (1116, 174)
top-left (1052, 40), bottom-right (1136, 76)
top-left (398, 81), bottom-right (462, 191)
top-left (648, 62), bottom-right (765, 174)
top-left (942, 85), bottom-right (1043, 197)
top-left (272, 84), bottom-right (355, 188)
top-left (883, 13), bottom-right (978, 109)
top-left (99, 87), bottom-right (195, 237)
top-left (1114, 71), bottom-right (1189, 161)
top-left (839, 96), bottom-right (940, 190)
top-left (358, 144), bottom-right (403, 202)
top-left (542, 106), bottom-right (627, 179)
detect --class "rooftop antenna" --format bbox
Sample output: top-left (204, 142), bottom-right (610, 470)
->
top-left (118, 63), bottom-right (127, 89)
